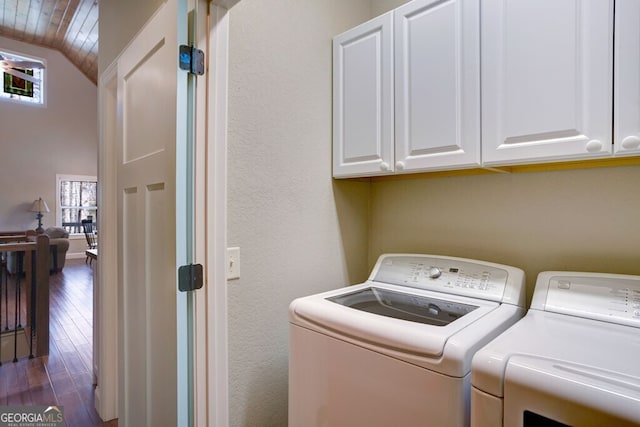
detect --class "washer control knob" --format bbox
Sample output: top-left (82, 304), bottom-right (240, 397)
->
top-left (428, 267), bottom-right (442, 279)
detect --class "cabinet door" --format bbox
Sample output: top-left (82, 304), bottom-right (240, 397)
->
top-left (614, 0), bottom-right (640, 156)
top-left (395, 0), bottom-right (480, 172)
top-left (482, 0), bottom-right (613, 166)
top-left (333, 13), bottom-right (394, 178)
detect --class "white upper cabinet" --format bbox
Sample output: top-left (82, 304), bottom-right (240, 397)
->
top-left (333, 12), bottom-right (394, 178)
top-left (394, 0), bottom-right (480, 172)
top-left (335, 0), bottom-right (637, 178)
top-left (614, 0), bottom-right (640, 156)
top-left (481, 0), bottom-right (614, 166)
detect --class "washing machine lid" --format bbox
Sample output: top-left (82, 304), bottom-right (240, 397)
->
top-left (327, 286), bottom-right (478, 326)
top-left (290, 282), bottom-right (501, 358)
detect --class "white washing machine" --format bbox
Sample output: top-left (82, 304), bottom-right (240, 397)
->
top-left (471, 271), bottom-right (640, 427)
top-left (289, 254), bottom-right (526, 427)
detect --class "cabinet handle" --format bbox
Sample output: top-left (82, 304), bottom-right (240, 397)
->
top-left (621, 135), bottom-right (640, 150)
top-left (585, 139), bottom-right (603, 152)
top-left (380, 162), bottom-right (390, 171)
top-left (395, 161), bottom-right (405, 170)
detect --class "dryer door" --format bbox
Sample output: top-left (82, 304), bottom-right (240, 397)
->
top-left (503, 355), bottom-right (640, 427)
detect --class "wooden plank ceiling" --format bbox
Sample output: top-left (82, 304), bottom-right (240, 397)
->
top-left (0, 0), bottom-right (98, 84)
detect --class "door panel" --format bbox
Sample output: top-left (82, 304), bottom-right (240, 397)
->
top-left (121, 187), bottom-right (145, 426)
top-left (122, 40), bottom-right (170, 162)
top-left (145, 182), bottom-right (175, 425)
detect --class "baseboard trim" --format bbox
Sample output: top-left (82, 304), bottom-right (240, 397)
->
top-left (67, 252), bottom-right (87, 260)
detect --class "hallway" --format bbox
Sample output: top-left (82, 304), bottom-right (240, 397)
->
top-left (0, 259), bottom-right (116, 426)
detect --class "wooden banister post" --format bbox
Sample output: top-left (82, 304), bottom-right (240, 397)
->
top-left (35, 233), bottom-right (49, 356)
top-left (24, 249), bottom-right (32, 318)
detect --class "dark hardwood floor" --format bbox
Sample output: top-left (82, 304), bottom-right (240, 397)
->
top-left (0, 259), bottom-right (117, 426)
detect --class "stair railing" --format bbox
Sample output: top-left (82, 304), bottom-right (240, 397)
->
top-left (0, 232), bottom-right (49, 363)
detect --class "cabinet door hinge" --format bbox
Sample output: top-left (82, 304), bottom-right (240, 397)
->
top-left (179, 45), bottom-right (205, 76)
top-left (178, 263), bottom-right (204, 292)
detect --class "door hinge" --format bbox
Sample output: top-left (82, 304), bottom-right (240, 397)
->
top-left (179, 45), bottom-right (205, 76)
top-left (178, 263), bottom-right (204, 292)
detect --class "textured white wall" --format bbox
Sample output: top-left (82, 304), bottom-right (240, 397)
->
top-left (369, 166), bottom-right (640, 302)
top-left (0, 36), bottom-right (97, 255)
top-left (371, 0), bottom-right (410, 15)
top-left (226, 1), bottom-right (371, 425)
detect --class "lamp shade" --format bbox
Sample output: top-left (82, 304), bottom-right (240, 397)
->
top-left (31, 197), bottom-right (50, 213)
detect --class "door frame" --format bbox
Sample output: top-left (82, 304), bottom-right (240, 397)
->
top-left (96, 59), bottom-right (119, 421)
top-left (193, 2), bottom-right (230, 426)
top-left (96, 2), bottom-right (229, 424)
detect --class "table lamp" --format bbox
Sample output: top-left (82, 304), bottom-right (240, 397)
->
top-left (31, 197), bottom-right (50, 233)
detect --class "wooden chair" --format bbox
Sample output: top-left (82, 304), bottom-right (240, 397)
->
top-left (81, 219), bottom-right (97, 264)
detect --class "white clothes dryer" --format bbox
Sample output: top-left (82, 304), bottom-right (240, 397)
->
top-left (471, 271), bottom-right (640, 427)
top-left (289, 254), bottom-right (526, 427)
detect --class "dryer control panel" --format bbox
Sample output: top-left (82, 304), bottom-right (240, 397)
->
top-left (532, 272), bottom-right (640, 328)
top-left (370, 254), bottom-right (525, 306)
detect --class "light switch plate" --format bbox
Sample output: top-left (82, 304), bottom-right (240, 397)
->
top-left (227, 247), bottom-right (240, 280)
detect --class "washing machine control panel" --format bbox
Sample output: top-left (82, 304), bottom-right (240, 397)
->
top-left (536, 273), bottom-right (640, 328)
top-left (371, 255), bottom-right (514, 303)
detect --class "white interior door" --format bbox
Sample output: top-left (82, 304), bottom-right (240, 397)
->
top-left (115, 0), bottom-right (192, 425)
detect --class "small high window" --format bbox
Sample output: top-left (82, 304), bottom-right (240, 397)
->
top-left (0, 49), bottom-right (45, 105)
